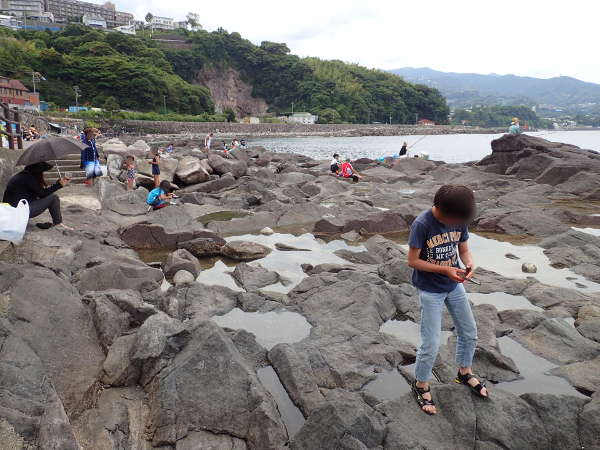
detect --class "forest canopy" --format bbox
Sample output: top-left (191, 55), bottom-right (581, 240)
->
top-left (0, 25), bottom-right (450, 123)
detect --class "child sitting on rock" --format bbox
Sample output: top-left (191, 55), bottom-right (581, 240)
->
top-left (146, 180), bottom-right (173, 210)
top-left (407, 184), bottom-right (487, 416)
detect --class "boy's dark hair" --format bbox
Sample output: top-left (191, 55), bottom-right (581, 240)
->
top-left (333, 153), bottom-right (339, 158)
top-left (159, 180), bottom-right (171, 193)
top-left (433, 185), bottom-right (475, 221)
top-left (126, 154), bottom-right (134, 161)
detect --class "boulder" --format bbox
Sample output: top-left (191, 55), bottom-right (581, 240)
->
top-left (175, 156), bottom-right (210, 185)
top-left (101, 137), bottom-right (130, 156)
top-left (136, 155), bottom-right (179, 182)
top-left (161, 283), bottom-right (238, 321)
top-left (74, 257), bottom-right (164, 293)
top-left (126, 139), bottom-right (151, 157)
top-left (181, 173), bottom-right (237, 193)
top-left (550, 357), bottom-right (600, 394)
top-left (99, 178), bottom-right (149, 216)
top-left (178, 235), bottom-right (227, 258)
top-left (231, 263), bottom-right (279, 291)
top-left (144, 321), bottom-right (287, 448)
top-left (514, 318), bottom-right (600, 365)
top-left (221, 241), bottom-right (272, 261)
top-left (378, 257), bottom-right (412, 285)
top-left (164, 248), bottom-right (201, 279)
top-left (260, 227), bottom-right (274, 235)
top-left (106, 153), bottom-right (124, 180)
top-left (208, 153), bottom-right (247, 178)
top-left (173, 270), bottom-right (195, 285)
top-left (521, 263), bottom-right (537, 273)
top-left (120, 223), bottom-right (218, 250)
top-left (101, 334), bottom-right (140, 386)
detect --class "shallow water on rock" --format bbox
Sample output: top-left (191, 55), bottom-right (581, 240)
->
top-left (212, 308), bottom-right (312, 350)
top-left (219, 232), bottom-right (365, 293)
top-left (363, 369), bottom-right (410, 401)
top-left (380, 319), bottom-right (453, 347)
top-left (257, 366), bottom-right (305, 437)
top-left (196, 260), bottom-right (245, 291)
top-left (572, 226), bottom-right (600, 237)
top-left (496, 335), bottom-right (587, 398)
top-left (469, 292), bottom-right (543, 312)
top-left (467, 233), bottom-right (600, 293)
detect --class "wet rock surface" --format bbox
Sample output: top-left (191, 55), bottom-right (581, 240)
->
top-left (1, 134), bottom-right (599, 448)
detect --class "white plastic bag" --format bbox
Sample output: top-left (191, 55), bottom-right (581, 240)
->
top-left (0, 200), bottom-right (30, 244)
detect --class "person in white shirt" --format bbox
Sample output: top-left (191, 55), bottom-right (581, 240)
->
top-left (204, 132), bottom-right (213, 150)
top-left (330, 153), bottom-right (341, 174)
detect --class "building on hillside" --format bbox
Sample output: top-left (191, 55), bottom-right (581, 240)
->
top-left (0, 76), bottom-right (40, 111)
top-left (82, 12), bottom-right (104, 28)
top-left (282, 112), bottom-right (319, 124)
top-left (44, 0), bottom-right (132, 28)
top-left (113, 22), bottom-right (134, 34)
top-left (417, 118), bottom-right (435, 126)
top-left (0, 0), bottom-right (44, 17)
top-left (174, 20), bottom-right (187, 29)
top-left (149, 15), bottom-right (173, 30)
top-left (0, 13), bottom-right (20, 28)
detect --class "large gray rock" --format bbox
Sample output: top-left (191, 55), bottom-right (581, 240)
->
top-left (550, 357), bottom-right (600, 394)
top-left (175, 155), bottom-right (210, 185)
top-left (291, 390), bottom-right (386, 450)
top-left (74, 256), bottom-right (164, 293)
top-left (145, 321), bottom-right (287, 449)
top-left (161, 283), bottom-right (238, 321)
top-left (514, 318), bottom-right (600, 365)
top-left (378, 257), bottom-right (412, 284)
top-left (178, 235), bottom-right (227, 257)
top-left (208, 153), bottom-right (247, 178)
top-left (231, 262), bottom-right (279, 291)
top-left (137, 155), bottom-right (179, 182)
top-left (0, 263), bottom-right (105, 415)
top-left (120, 222), bottom-right (217, 250)
top-left (181, 173), bottom-right (237, 193)
top-left (221, 240), bottom-right (272, 261)
top-left (99, 178), bottom-right (149, 216)
top-left (314, 210), bottom-right (408, 234)
top-left (164, 248), bottom-right (201, 279)
top-left (580, 394), bottom-right (600, 450)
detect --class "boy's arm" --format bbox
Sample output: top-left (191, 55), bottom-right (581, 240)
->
top-left (407, 247), bottom-right (466, 282)
top-left (458, 241), bottom-right (475, 280)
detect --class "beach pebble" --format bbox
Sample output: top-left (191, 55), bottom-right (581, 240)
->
top-left (173, 270), bottom-right (195, 285)
top-left (260, 227), bottom-right (274, 236)
top-left (505, 253), bottom-right (520, 260)
top-left (521, 263), bottom-right (538, 273)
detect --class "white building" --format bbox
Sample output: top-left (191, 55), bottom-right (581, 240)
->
top-left (114, 22), bottom-right (134, 34)
top-left (174, 20), bottom-right (187, 29)
top-left (0, 0), bottom-right (44, 17)
top-left (82, 13), bottom-right (106, 28)
top-left (149, 15), bottom-right (173, 30)
top-left (287, 112), bottom-right (318, 124)
top-left (0, 13), bottom-right (20, 28)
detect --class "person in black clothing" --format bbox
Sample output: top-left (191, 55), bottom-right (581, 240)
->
top-left (399, 142), bottom-right (409, 157)
top-left (2, 162), bottom-right (72, 230)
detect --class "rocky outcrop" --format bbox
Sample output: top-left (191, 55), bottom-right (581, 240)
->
top-left (197, 66), bottom-right (269, 118)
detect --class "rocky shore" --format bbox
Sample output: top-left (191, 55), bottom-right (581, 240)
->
top-left (0, 133), bottom-right (599, 449)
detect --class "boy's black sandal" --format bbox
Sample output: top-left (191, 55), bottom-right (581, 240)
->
top-left (455, 371), bottom-right (488, 398)
top-left (411, 380), bottom-right (436, 415)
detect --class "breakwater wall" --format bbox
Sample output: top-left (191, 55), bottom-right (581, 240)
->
top-left (45, 117), bottom-right (505, 137)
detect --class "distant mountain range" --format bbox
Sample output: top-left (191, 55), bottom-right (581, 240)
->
top-left (390, 67), bottom-right (600, 113)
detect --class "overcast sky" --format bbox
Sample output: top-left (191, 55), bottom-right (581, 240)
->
top-left (116, 0), bottom-right (600, 83)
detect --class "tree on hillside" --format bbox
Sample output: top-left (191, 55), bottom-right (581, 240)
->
top-left (102, 96), bottom-right (120, 114)
top-left (260, 41), bottom-right (290, 55)
top-left (223, 108), bottom-right (236, 122)
top-left (186, 12), bottom-right (201, 30)
top-left (317, 108), bottom-right (341, 124)
top-left (145, 12), bottom-right (153, 23)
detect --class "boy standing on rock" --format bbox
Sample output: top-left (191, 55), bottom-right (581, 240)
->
top-left (407, 185), bottom-right (488, 415)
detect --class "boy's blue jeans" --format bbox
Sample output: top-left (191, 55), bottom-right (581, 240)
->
top-left (415, 283), bottom-right (478, 382)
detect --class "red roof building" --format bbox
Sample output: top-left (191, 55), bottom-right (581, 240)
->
top-left (0, 76), bottom-right (40, 109)
top-left (417, 118), bottom-right (435, 126)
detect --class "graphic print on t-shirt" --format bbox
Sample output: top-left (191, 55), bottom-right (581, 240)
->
top-left (425, 231), bottom-right (463, 267)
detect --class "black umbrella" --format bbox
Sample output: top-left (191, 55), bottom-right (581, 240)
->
top-left (16, 136), bottom-right (88, 167)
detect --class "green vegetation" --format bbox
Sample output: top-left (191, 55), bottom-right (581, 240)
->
top-left (164, 28), bottom-right (449, 124)
top-left (0, 25), bottom-right (450, 124)
top-left (43, 109), bottom-right (229, 122)
top-left (451, 106), bottom-right (553, 129)
top-left (0, 25), bottom-right (214, 115)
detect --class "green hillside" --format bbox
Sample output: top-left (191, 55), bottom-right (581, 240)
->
top-left (0, 25), bottom-right (449, 123)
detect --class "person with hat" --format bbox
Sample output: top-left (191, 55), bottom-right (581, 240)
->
top-left (508, 118), bottom-right (521, 135)
top-left (2, 162), bottom-right (72, 230)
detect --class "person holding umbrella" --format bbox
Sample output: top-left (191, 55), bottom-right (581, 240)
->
top-left (3, 136), bottom-right (88, 231)
top-left (80, 127), bottom-right (102, 186)
top-left (3, 162), bottom-right (72, 230)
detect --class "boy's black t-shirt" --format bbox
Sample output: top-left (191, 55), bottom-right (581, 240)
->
top-left (408, 208), bottom-right (469, 293)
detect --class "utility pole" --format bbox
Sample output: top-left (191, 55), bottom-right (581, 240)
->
top-left (291, 102), bottom-right (294, 115)
top-left (163, 95), bottom-right (167, 114)
top-left (389, 112), bottom-right (392, 125)
top-left (415, 113), bottom-right (418, 124)
top-left (73, 85), bottom-right (80, 108)
top-left (32, 72), bottom-right (36, 93)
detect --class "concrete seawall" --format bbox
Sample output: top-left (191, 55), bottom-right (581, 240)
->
top-left (46, 117), bottom-right (505, 137)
